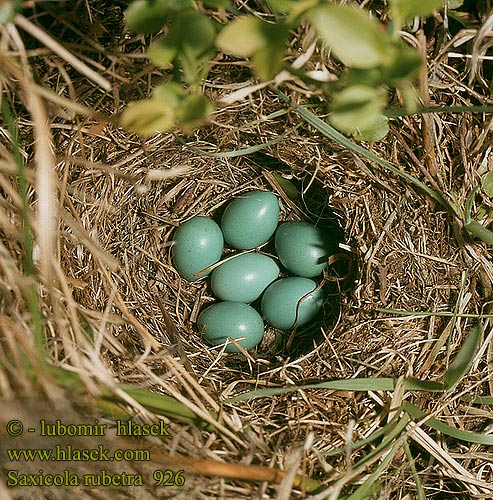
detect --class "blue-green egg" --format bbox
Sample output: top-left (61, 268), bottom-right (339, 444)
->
top-left (220, 190), bottom-right (280, 250)
top-left (197, 301), bottom-right (264, 352)
top-left (211, 253), bottom-right (280, 303)
top-left (172, 216), bottom-right (223, 281)
top-left (275, 222), bottom-right (335, 277)
top-left (261, 277), bottom-right (324, 330)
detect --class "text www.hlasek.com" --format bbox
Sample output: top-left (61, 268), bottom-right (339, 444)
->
top-left (7, 445), bottom-right (150, 462)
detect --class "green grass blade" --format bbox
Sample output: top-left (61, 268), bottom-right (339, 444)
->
top-left (464, 219), bottom-right (493, 246)
top-left (1, 99), bottom-right (46, 366)
top-left (403, 439), bottom-right (427, 500)
top-left (117, 385), bottom-right (216, 430)
top-left (385, 104), bottom-right (493, 117)
top-left (177, 123), bottom-right (300, 158)
top-left (345, 440), bottom-right (402, 500)
top-left (270, 86), bottom-right (451, 210)
top-left (443, 323), bottom-right (482, 390)
top-left (377, 307), bottom-right (493, 319)
top-left (403, 401), bottom-right (493, 445)
top-left (228, 377), bottom-right (444, 402)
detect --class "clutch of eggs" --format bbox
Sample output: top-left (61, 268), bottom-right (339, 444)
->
top-left (172, 190), bottom-right (336, 352)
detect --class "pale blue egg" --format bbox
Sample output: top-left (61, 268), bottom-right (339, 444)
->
top-left (197, 301), bottom-right (264, 352)
top-left (172, 216), bottom-right (223, 281)
top-left (220, 190), bottom-right (280, 249)
top-left (275, 222), bottom-right (336, 277)
top-left (211, 253), bottom-right (280, 303)
top-left (261, 277), bottom-right (324, 330)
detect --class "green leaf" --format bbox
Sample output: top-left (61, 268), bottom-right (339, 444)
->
top-left (383, 44), bottom-right (423, 83)
top-left (216, 16), bottom-right (288, 80)
top-left (171, 10), bottom-right (216, 56)
top-left (481, 171), bottom-right (493, 198)
top-left (329, 85), bottom-right (387, 135)
top-left (464, 219), bottom-right (493, 246)
top-left (120, 99), bottom-right (175, 136)
top-left (125, 0), bottom-right (170, 34)
top-left (175, 94), bottom-right (214, 128)
top-left (448, 0), bottom-right (464, 8)
top-left (403, 401), bottom-right (493, 445)
top-left (152, 81), bottom-right (186, 106)
top-left (0, 0), bottom-right (22, 25)
top-left (203, 0), bottom-right (229, 7)
top-left (390, 0), bottom-right (444, 24)
top-left (353, 114), bottom-right (389, 142)
top-left (265, 0), bottom-right (296, 13)
top-left (148, 39), bottom-right (177, 67)
top-left (308, 4), bottom-right (389, 69)
top-left (216, 15), bottom-right (265, 57)
top-left (271, 172), bottom-right (301, 201)
top-left (228, 377), bottom-right (445, 402)
top-left (443, 323), bottom-right (482, 390)
top-left (251, 22), bottom-right (289, 79)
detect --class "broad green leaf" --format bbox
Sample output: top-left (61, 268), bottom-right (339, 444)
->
top-left (216, 16), bottom-right (265, 57)
top-left (175, 94), bottom-right (214, 128)
top-left (125, 0), bottom-right (170, 34)
top-left (152, 81), bottom-right (185, 107)
top-left (481, 171), bottom-right (493, 197)
top-left (353, 114), bottom-right (389, 142)
top-left (390, 0), bottom-right (444, 24)
top-left (443, 323), bottom-right (482, 389)
top-left (308, 4), bottom-right (389, 69)
top-left (148, 39), bottom-right (177, 67)
top-left (120, 99), bottom-right (175, 135)
top-left (329, 85), bottom-right (387, 135)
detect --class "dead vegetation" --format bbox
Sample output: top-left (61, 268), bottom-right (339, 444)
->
top-left (1, 1), bottom-right (493, 499)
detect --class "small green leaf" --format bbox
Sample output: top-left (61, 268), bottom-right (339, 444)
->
top-left (216, 15), bottom-right (265, 57)
top-left (265, 0), bottom-right (297, 14)
top-left (125, 0), bottom-right (169, 34)
top-left (0, 0), bottom-right (22, 25)
top-left (216, 16), bottom-right (288, 80)
top-left (353, 114), bottom-right (389, 142)
top-left (308, 4), bottom-right (389, 69)
top-left (390, 0), bottom-right (444, 24)
top-left (152, 81), bottom-right (186, 106)
top-left (443, 323), bottom-right (482, 390)
top-left (383, 44), bottom-right (423, 83)
top-left (120, 99), bottom-right (175, 136)
top-left (329, 85), bottom-right (387, 135)
top-left (148, 39), bottom-right (177, 67)
top-left (172, 10), bottom-right (216, 56)
top-left (251, 22), bottom-right (289, 79)
top-left (175, 94), bottom-right (214, 128)
top-left (481, 171), bottom-right (493, 198)
top-left (447, 0), bottom-right (464, 8)
top-left (271, 172), bottom-right (301, 201)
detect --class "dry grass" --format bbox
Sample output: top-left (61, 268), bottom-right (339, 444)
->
top-left (1, 1), bottom-right (493, 499)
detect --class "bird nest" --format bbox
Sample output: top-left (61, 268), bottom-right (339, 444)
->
top-left (1, 1), bottom-right (493, 499)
